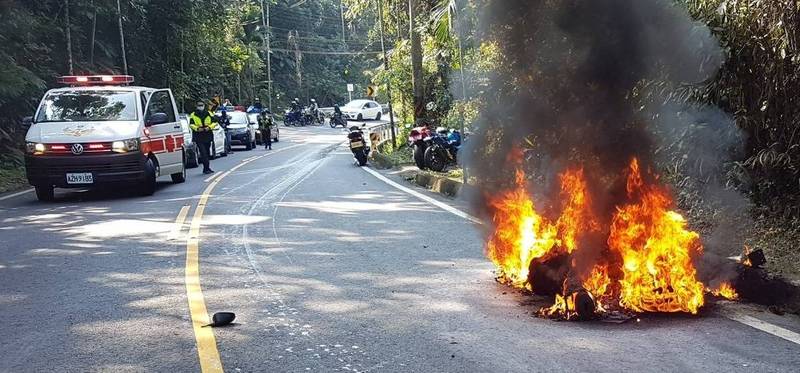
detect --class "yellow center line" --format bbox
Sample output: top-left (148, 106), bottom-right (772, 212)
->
top-left (184, 144), bottom-right (303, 372)
top-left (204, 172), bottom-right (224, 183)
top-left (168, 205), bottom-right (191, 241)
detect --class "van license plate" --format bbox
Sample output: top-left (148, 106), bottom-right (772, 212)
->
top-left (66, 173), bottom-right (94, 185)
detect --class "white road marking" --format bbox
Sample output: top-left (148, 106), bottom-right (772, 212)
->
top-left (0, 188), bottom-right (34, 201)
top-left (362, 165), bottom-right (800, 346)
top-left (204, 172), bottom-right (224, 183)
top-left (361, 166), bottom-right (482, 224)
top-left (722, 312), bottom-right (800, 346)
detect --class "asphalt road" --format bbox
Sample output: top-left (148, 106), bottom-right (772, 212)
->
top-left (1, 125), bottom-right (799, 372)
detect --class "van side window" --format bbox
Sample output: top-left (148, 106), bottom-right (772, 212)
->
top-left (145, 91), bottom-right (176, 123)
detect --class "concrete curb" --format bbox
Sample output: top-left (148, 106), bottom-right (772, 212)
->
top-left (398, 168), bottom-right (464, 197)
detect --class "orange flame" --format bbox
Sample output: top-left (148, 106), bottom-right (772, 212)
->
top-left (608, 159), bottom-right (705, 314)
top-left (541, 292), bottom-right (578, 320)
top-left (486, 167), bottom-right (595, 288)
top-left (556, 168), bottom-right (598, 253)
top-left (485, 157), bottom-right (714, 316)
top-left (583, 264), bottom-right (611, 300)
top-left (710, 282), bottom-right (739, 300)
top-left (486, 169), bottom-right (557, 286)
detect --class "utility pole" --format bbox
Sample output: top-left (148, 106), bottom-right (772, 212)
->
top-left (377, 0), bottom-right (397, 148)
top-left (65, 0), bottom-right (73, 75)
top-left (340, 0), bottom-right (347, 44)
top-left (260, 0), bottom-right (273, 113)
top-left (117, 0), bottom-right (128, 75)
top-left (90, 0), bottom-right (97, 67)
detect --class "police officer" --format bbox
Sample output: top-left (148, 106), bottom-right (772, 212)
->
top-left (258, 110), bottom-right (273, 150)
top-left (250, 98), bottom-right (263, 113)
top-left (189, 101), bottom-right (219, 174)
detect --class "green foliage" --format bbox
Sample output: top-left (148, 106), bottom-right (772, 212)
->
top-left (682, 0), bottom-right (800, 218)
top-left (0, 0), bottom-right (379, 167)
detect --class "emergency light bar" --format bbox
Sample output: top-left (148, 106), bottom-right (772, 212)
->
top-left (57, 75), bottom-right (134, 85)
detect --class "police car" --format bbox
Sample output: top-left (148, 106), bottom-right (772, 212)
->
top-left (24, 75), bottom-right (187, 201)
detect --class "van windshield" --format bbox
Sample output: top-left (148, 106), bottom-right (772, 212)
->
top-left (35, 90), bottom-right (137, 122)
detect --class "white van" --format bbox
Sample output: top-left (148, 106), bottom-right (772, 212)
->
top-left (24, 75), bottom-right (186, 201)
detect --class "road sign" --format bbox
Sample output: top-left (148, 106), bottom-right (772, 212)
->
top-left (366, 85), bottom-right (376, 97)
top-left (347, 84), bottom-right (354, 92)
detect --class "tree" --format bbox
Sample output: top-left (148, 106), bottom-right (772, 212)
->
top-left (408, 0), bottom-right (424, 120)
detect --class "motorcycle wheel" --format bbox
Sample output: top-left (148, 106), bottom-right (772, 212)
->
top-left (424, 146), bottom-right (448, 172)
top-left (413, 144), bottom-right (427, 170)
top-left (354, 149), bottom-right (368, 166)
top-left (330, 120), bottom-right (336, 128)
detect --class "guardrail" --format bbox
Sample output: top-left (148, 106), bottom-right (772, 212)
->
top-left (364, 121), bottom-right (397, 152)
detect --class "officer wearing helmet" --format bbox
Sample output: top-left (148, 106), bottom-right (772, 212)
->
top-left (188, 101), bottom-right (219, 174)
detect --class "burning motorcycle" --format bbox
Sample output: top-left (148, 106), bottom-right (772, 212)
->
top-left (348, 125), bottom-right (369, 166)
top-left (423, 127), bottom-right (461, 172)
top-left (407, 125), bottom-right (433, 170)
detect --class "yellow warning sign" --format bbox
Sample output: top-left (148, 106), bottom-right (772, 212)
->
top-left (370, 132), bottom-right (381, 151)
top-left (366, 85), bottom-right (376, 97)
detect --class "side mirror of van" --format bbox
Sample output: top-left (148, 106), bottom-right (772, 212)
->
top-left (22, 116), bottom-right (33, 129)
top-left (146, 112), bottom-right (169, 126)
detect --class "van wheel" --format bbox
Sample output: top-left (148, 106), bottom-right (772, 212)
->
top-left (141, 158), bottom-right (157, 196)
top-left (35, 185), bottom-right (54, 202)
top-left (172, 152), bottom-right (187, 183)
top-left (186, 148), bottom-right (199, 168)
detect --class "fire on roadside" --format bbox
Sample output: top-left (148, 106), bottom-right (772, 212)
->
top-left (485, 157), bottom-right (724, 318)
top-left (710, 282), bottom-right (739, 300)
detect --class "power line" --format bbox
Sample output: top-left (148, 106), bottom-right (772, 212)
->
top-left (269, 48), bottom-right (382, 55)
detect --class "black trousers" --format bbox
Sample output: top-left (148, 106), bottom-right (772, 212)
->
top-left (196, 140), bottom-right (212, 171)
top-left (261, 129), bottom-right (272, 149)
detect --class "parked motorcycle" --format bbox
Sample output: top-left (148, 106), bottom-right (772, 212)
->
top-left (423, 127), bottom-right (461, 172)
top-left (348, 125), bottom-right (370, 166)
top-left (408, 125), bottom-right (433, 170)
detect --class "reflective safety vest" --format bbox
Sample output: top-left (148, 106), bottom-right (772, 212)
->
top-left (188, 111), bottom-right (218, 132)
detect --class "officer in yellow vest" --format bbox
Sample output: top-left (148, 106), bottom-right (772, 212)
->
top-left (188, 101), bottom-right (219, 174)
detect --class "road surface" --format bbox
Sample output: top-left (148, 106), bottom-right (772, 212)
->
top-left (1, 125), bottom-right (798, 372)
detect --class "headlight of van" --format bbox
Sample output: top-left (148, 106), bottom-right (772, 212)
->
top-left (26, 142), bottom-right (45, 155)
top-left (112, 138), bottom-right (140, 153)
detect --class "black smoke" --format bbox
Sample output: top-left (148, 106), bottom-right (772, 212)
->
top-left (465, 0), bottom-right (741, 282)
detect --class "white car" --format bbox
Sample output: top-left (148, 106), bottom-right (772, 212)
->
top-left (220, 111), bottom-right (257, 150)
top-left (24, 75), bottom-right (186, 201)
top-left (341, 99), bottom-right (383, 121)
